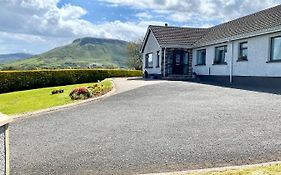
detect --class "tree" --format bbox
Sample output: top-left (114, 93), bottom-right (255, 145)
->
top-left (127, 40), bottom-right (142, 70)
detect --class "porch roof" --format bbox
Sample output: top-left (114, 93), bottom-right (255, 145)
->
top-left (149, 25), bottom-right (208, 48)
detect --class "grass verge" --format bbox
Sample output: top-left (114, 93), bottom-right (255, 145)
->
top-left (184, 164), bottom-right (281, 175)
top-left (0, 79), bottom-right (113, 115)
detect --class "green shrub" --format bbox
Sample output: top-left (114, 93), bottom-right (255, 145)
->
top-left (0, 69), bottom-right (142, 93)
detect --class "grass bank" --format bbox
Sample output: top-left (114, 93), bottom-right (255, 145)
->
top-left (0, 79), bottom-right (113, 115)
top-left (170, 163), bottom-right (281, 175)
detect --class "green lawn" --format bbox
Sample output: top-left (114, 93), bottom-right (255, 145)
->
top-left (186, 164), bottom-right (281, 175)
top-left (0, 79), bottom-right (113, 115)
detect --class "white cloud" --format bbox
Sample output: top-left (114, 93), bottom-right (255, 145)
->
top-left (0, 19), bottom-right (163, 54)
top-left (20, 0), bottom-right (59, 9)
top-left (60, 4), bottom-right (87, 20)
top-left (0, 0), bottom-right (93, 37)
top-left (0, 0), bottom-right (155, 40)
top-left (0, 31), bottom-right (71, 54)
top-left (199, 0), bottom-right (216, 16)
top-left (0, 0), bottom-right (280, 54)
top-left (0, 0), bottom-right (166, 53)
top-left (100, 0), bottom-right (280, 22)
top-left (136, 12), bottom-right (152, 19)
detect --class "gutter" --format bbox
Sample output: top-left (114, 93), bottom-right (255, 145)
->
top-left (160, 44), bottom-right (192, 49)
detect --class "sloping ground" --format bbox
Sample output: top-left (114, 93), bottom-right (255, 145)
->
top-left (0, 53), bottom-right (33, 63)
top-left (3, 37), bottom-right (128, 69)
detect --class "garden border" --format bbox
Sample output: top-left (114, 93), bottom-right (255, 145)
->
top-left (10, 80), bottom-right (116, 122)
top-left (141, 161), bottom-right (281, 175)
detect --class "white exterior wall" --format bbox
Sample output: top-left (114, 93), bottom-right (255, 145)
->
top-left (143, 32), bottom-right (161, 75)
top-left (193, 32), bottom-right (281, 77)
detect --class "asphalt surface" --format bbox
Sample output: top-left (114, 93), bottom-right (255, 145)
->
top-left (10, 80), bottom-right (281, 175)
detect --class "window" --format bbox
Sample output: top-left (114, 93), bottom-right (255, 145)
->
top-left (183, 52), bottom-right (189, 75)
top-left (214, 45), bottom-right (227, 64)
top-left (238, 42), bottom-right (248, 61)
top-left (175, 54), bottom-right (181, 65)
top-left (270, 36), bottom-right (281, 61)
top-left (196, 49), bottom-right (206, 65)
top-left (156, 51), bottom-right (160, 68)
top-left (145, 53), bottom-right (153, 68)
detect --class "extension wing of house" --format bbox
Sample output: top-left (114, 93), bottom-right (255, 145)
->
top-left (141, 4), bottom-right (281, 88)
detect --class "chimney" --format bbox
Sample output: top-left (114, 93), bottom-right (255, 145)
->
top-left (165, 23), bottom-right (168, 27)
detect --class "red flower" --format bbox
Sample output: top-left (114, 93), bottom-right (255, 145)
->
top-left (70, 87), bottom-right (90, 97)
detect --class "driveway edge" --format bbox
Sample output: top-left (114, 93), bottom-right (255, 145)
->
top-left (10, 81), bottom-right (117, 122)
top-left (141, 161), bottom-right (281, 175)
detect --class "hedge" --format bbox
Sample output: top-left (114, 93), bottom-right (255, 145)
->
top-left (0, 69), bottom-right (142, 94)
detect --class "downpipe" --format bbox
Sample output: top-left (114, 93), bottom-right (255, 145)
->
top-left (229, 40), bottom-right (234, 84)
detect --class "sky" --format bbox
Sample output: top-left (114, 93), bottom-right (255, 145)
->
top-left (0, 0), bottom-right (280, 54)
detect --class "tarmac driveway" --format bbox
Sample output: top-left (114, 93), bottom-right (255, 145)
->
top-left (10, 78), bottom-right (281, 174)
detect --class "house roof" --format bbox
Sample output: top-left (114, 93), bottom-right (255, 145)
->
top-left (141, 4), bottom-right (281, 52)
top-left (149, 26), bottom-right (208, 47)
top-left (194, 4), bottom-right (281, 47)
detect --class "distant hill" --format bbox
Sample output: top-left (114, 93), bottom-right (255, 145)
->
top-left (2, 37), bottom-right (129, 69)
top-left (0, 53), bottom-right (33, 63)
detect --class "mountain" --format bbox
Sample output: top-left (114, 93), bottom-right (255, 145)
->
top-left (2, 37), bottom-right (129, 69)
top-left (0, 53), bottom-right (33, 64)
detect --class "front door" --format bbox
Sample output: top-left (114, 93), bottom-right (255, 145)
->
top-left (172, 51), bottom-right (184, 75)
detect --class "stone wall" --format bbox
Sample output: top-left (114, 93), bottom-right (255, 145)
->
top-left (0, 127), bottom-right (5, 175)
top-left (0, 113), bottom-right (12, 175)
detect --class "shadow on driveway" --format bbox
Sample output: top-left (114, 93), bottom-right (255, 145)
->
top-left (134, 77), bottom-right (281, 95)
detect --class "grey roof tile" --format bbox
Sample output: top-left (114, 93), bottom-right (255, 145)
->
top-left (149, 25), bottom-right (208, 47)
top-left (195, 4), bottom-right (281, 46)
top-left (148, 4), bottom-right (281, 48)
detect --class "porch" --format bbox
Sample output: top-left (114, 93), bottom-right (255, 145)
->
top-left (161, 48), bottom-right (193, 79)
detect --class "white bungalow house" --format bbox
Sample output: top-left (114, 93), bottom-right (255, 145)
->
top-left (141, 4), bottom-right (281, 88)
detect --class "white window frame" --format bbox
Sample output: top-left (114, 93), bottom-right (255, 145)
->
top-left (196, 49), bottom-right (206, 66)
top-left (214, 45), bottom-right (227, 65)
top-left (238, 41), bottom-right (248, 61)
top-left (156, 51), bottom-right (160, 68)
top-left (270, 36), bottom-right (281, 61)
top-left (145, 52), bottom-right (153, 68)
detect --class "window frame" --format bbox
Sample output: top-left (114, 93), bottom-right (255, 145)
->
top-left (196, 49), bottom-right (206, 66)
top-left (269, 36), bottom-right (281, 62)
top-left (145, 52), bottom-right (153, 68)
top-left (156, 51), bottom-right (160, 68)
top-left (214, 45), bottom-right (227, 65)
top-left (238, 42), bottom-right (248, 61)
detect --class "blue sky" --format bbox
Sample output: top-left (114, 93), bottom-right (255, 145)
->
top-left (56, 0), bottom-right (219, 28)
top-left (58, 0), bottom-right (141, 24)
top-left (0, 0), bottom-right (280, 54)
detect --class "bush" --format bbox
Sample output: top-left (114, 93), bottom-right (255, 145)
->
top-left (69, 87), bottom-right (92, 100)
top-left (0, 69), bottom-right (142, 94)
top-left (88, 84), bottom-right (108, 95)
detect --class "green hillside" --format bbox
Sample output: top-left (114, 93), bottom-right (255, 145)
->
top-left (0, 53), bottom-right (33, 63)
top-left (2, 37), bottom-right (129, 69)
